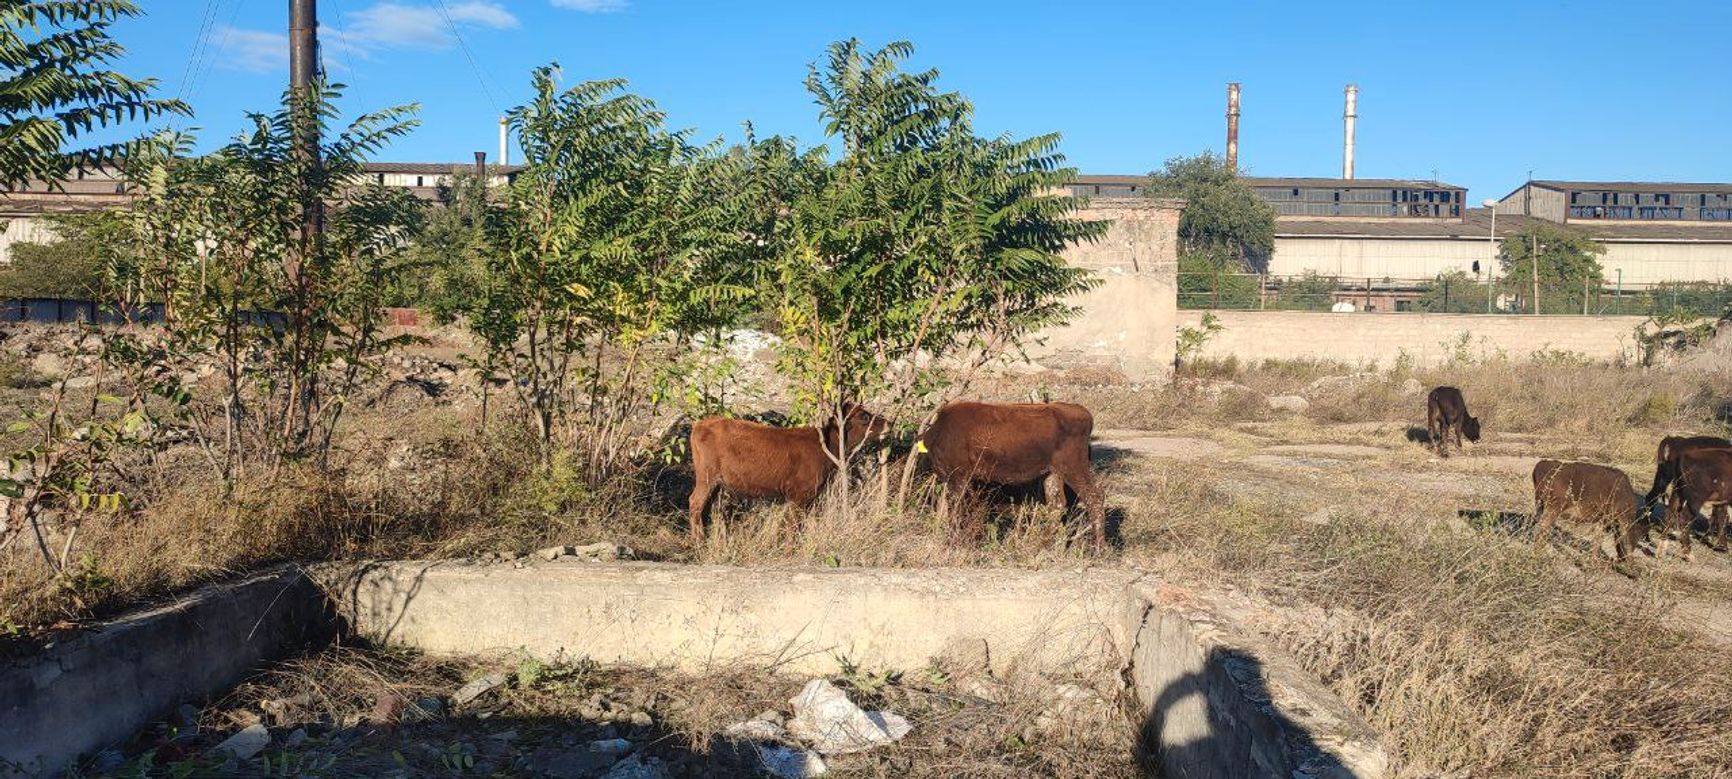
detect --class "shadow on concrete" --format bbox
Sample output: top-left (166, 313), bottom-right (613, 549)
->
top-left (1137, 646), bottom-right (1357, 779)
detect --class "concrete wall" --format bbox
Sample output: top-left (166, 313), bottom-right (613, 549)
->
top-left (1269, 236), bottom-right (1488, 279)
top-left (322, 559), bottom-right (1391, 778)
top-left (1030, 198), bottom-right (1182, 384)
top-left (317, 561), bottom-right (1134, 678)
top-left (1178, 309), bottom-right (1647, 365)
top-left (0, 566), bottom-right (335, 777)
top-left (1126, 583), bottom-right (1387, 779)
top-left (1270, 234), bottom-right (1732, 286)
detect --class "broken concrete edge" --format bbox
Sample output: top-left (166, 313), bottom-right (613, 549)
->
top-left (0, 564), bottom-right (337, 778)
top-left (1126, 582), bottom-right (1390, 779)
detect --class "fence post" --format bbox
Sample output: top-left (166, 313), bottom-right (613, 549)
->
top-left (1212, 268), bottom-right (1220, 309)
top-left (1443, 276), bottom-right (1450, 311)
top-left (1259, 273), bottom-right (1267, 310)
top-left (1364, 277), bottom-right (1372, 312)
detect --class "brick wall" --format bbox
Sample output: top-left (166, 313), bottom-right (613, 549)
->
top-left (1178, 309), bottom-right (1648, 365)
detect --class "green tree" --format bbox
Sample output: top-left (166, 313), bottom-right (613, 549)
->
top-left (467, 67), bottom-right (758, 475)
top-left (1146, 152), bottom-right (1276, 271)
top-left (406, 169), bottom-right (492, 319)
top-left (1416, 270), bottom-right (1491, 314)
top-left (1499, 222), bottom-right (1606, 314)
top-left (1, 1), bottom-right (188, 189)
top-left (0, 211), bottom-right (123, 298)
top-left (773, 39), bottom-right (1102, 501)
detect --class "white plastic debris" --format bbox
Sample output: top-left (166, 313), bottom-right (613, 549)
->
top-left (786, 679), bottom-right (912, 755)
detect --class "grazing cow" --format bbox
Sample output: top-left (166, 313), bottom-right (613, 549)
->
top-left (1531, 459), bottom-right (1646, 561)
top-left (687, 404), bottom-right (890, 541)
top-left (1426, 386), bottom-right (1481, 458)
top-left (1667, 448), bottom-right (1732, 558)
top-left (918, 401), bottom-right (1106, 550)
top-left (1644, 435), bottom-right (1732, 509)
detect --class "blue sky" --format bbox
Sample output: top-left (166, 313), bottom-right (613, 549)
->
top-left (109, 0), bottom-right (1729, 201)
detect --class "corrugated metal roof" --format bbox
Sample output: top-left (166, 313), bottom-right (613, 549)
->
top-left (363, 162), bottom-right (524, 175)
top-left (1527, 180), bottom-right (1732, 195)
top-left (1070, 174), bottom-right (1465, 190)
top-left (1277, 208), bottom-right (1732, 242)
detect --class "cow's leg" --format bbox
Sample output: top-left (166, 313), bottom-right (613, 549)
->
top-left (688, 476), bottom-right (717, 544)
top-left (1712, 504), bottom-right (1730, 552)
top-left (1669, 493), bottom-right (1696, 561)
top-left (1643, 463), bottom-right (1671, 515)
top-left (1452, 420), bottom-right (1464, 455)
top-left (1427, 407), bottom-right (1444, 457)
top-left (1532, 496), bottom-right (1554, 552)
top-left (1055, 460), bottom-right (1107, 552)
top-left (946, 477), bottom-right (982, 544)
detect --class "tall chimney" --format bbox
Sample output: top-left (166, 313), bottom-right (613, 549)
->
top-left (1342, 84), bottom-right (1358, 180)
top-left (474, 151), bottom-right (487, 178)
top-left (498, 117), bottom-right (509, 167)
top-left (1225, 82), bottom-right (1241, 172)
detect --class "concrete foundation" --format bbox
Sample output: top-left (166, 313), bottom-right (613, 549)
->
top-left (0, 566), bottom-right (335, 777)
top-left (1, 561), bottom-right (1390, 778)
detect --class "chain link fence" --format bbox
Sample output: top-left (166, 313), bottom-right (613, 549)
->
top-left (1178, 272), bottom-right (1732, 318)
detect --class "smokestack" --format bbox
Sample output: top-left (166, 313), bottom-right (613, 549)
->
top-left (498, 117), bottom-right (509, 167)
top-left (1342, 84), bottom-right (1358, 180)
top-left (1225, 83), bottom-right (1241, 172)
top-left (474, 151), bottom-right (487, 178)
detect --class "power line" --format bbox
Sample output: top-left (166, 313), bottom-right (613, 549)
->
top-left (176, 0), bottom-right (222, 102)
top-left (184, 0), bottom-right (249, 106)
top-left (435, 0), bottom-right (503, 114)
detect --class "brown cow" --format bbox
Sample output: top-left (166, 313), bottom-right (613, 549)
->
top-left (1667, 448), bottom-right (1732, 558)
top-left (687, 405), bottom-right (890, 542)
top-left (1532, 459), bottom-right (1646, 561)
top-left (1644, 435), bottom-right (1732, 509)
top-left (918, 401), bottom-right (1106, 550)
top-left (1426, 386), bottom-right (1480, 458)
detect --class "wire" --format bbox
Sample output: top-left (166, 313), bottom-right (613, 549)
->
top-left (435, 0), bottom-right (503, 114)
top-left (176, 0), bottom-right (222, 102)
top-left (184, 0), bottom-right (248, 106)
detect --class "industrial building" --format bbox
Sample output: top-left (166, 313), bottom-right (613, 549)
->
top-left (1495, 180), bottom-right (1732, 224)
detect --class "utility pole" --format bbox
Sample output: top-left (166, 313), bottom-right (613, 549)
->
top-left (288, 0), bottom-right (323, 281)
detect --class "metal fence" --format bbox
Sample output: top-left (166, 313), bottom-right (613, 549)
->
top-left (0, 298), bottom-right (293, 327)
top-left (1178, 272), bottom-right (1732, 318)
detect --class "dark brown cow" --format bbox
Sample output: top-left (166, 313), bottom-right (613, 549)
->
top-left (1532, 459), bottom-right (1646, 561)
top-left (1644, 435), bottom-right (1732, 509)
top-left (687, 405), bottom-right (889, 542)
top-left (918, 401), bottom-right (1106, 550)
top-left (1426, 386), bottom-right (1480, 458)
top-left (1667, 448), bottom-right (1732, 558)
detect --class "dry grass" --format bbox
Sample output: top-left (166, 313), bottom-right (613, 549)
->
top-left (94, 644), bottom-right (1137, 778)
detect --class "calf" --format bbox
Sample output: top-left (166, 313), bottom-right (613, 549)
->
top-left (1531, 459), bottom-right (1646, 561)
top-left (918, 401), bottom-right (1106, 550)
top-left (1667, 448), bottom-right (1732, 558)
top-left (1426, 386), bottom-right (1481, 458)
top-left (687, 405), bottom-right (889, 542)
top-left (1644, 435), bottom-right (1731, 509)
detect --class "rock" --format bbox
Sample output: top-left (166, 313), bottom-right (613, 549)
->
top-left (369, 694), bottom-right (407, 726)
top-left (542, 739), bottom-right (634, 779)
top-left (1266, 394), bottom-right (1311, 414)
top-left (1400, 377), bottom-right (1423, 395)
top-left (90, 749), bottom-right (125, 773)
top-left (574, 542), bottom-right (634, 561)
top-left (628, 711), bottom-right (653, 727)
top-left (60, 375), bottom-right (97, 389)
top-left (453, 672), bottom-right (509, 706)
top-left (211, 723), bottom-right (271, 760)
top-left (1299, 508), bottom-right (1334, 526)
top-left (1032, 683), bottom-right (1119, 737)
top-left (539, 545), bottom-right (576, 561)
top-left (600, 754), bottom-right (670, 779)
top-left (724, 715), bottom-right (786, 742)
top-left (754, 744), bottom-right (828, 778)
top-left (412, 696), bottom-right (447, 720)
top-left (30, 353), bottom-right (66, 378)
top-left (959, 677), bottom-right (1007, 704)
top-left (283, 728), bottom-right (308, 749)
top-left (787, 679), bottom-right (912, 755)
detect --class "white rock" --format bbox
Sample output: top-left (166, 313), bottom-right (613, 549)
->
top-left (212, 723), bottom-right (270, 760)
top-left (725, 717), bottom-right (787, 741)
top-left (538, 545), bottom-right (575, 561)
top-left (755, 744), bottom-right (828, 778)
top-left (574, 542), bottom-right (633, 561)
top-left (787, 679), bottom-right (912, 755)
top-left (1266, 395), bottom-right (1310, 413)
top-left (601, 754), bottom-right (669, 779)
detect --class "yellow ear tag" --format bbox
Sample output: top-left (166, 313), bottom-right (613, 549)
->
top-left (914, 440), bottom-right (929, 454)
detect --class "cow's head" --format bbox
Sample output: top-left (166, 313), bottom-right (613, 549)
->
top-left (824, 402), bottom-right (892, 453)
top-left (1462, 415), bottom-right (1481, 442)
